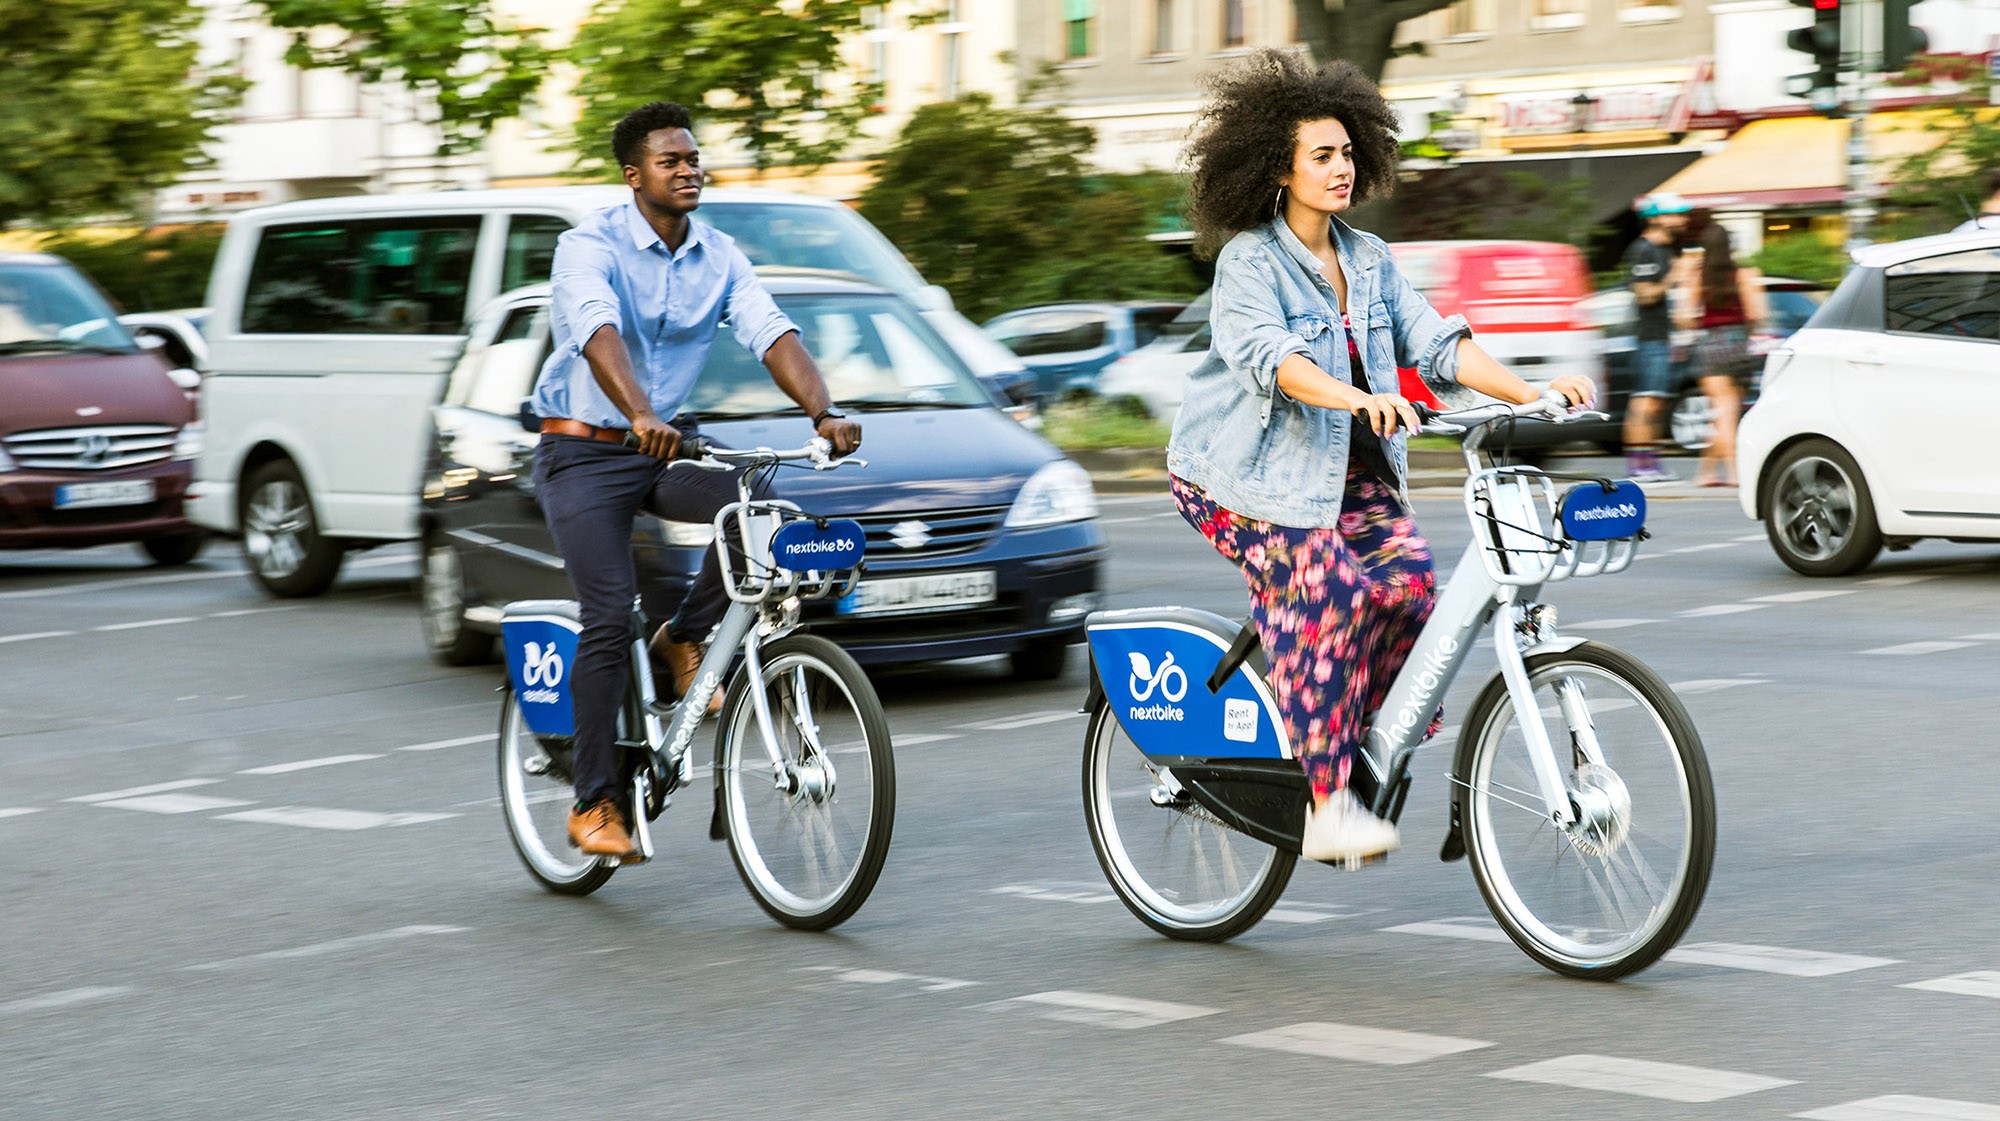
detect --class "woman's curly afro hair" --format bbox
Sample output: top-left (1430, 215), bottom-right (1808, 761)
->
top-left (1183, 49), bottom-right (1400, 258)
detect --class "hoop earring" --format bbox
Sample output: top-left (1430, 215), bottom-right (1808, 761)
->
top-left (1273, 187), bottom-right (1285, 216)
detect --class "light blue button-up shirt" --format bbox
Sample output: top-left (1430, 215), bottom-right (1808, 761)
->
top-left (530, 199), bottom-right (797, 428)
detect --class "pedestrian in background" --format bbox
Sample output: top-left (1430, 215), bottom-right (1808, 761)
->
top-left (1168, 49), bottom-right (1593, 862)
top-left (1620, 193), bottom-right (1690, 483)
top-left (1678, 211), bottom-right (1766, 488)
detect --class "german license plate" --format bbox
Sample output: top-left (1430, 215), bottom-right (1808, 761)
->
top-left (837, 570), bottom-right (997, 617)
top-left (54, 480), bottom-right (155, 509)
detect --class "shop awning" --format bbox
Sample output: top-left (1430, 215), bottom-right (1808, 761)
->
top-left (1649, 111), bottom-right (1964, 210)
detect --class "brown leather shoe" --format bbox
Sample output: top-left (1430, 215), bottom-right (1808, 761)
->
top-left (650, 626), bottom-right (722, 716)
top-left (567, 799), bottom-right (638, 858)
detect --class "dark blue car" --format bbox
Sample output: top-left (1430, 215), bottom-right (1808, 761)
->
top-left (982, 301), bottom-right (1187, 401)
top-left (419, 272), bottom-right (1105, 679)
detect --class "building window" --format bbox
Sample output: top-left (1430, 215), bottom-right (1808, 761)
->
top-left (1529, 0), bottom-right (1586, 31)
top-left (941, 30), bottom-right (962, 96)
top-left (1152, 0), bottom-right (1182, 54)
top-left (1618, 0), bottom-right (1681, 22)
top-left (862, 5), bottom-right (890, 87)
top-left (1221, 0), bottom-right (1247, 48)
top-left (1434, 0), bottom-right (1496, 38)
top-left (1064, 0), bottom-right (1097, 60)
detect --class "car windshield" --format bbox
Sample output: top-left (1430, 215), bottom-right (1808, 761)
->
top-left (0, 262), bottom-right (137, 353)
top-left (686, 292), bottom-right (991, 418)
top-left (697, 202), bottom-right (929, 299)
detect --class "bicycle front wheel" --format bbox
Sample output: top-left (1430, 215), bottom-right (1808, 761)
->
top-left (715, 634), bottom-right (894, 930)
top-left (1457, 641), bottom-right (1714, 979)
top-left (497, 691), bottom-right (616, 896)
top-left (1082, 699), bottom-right (1295, 942)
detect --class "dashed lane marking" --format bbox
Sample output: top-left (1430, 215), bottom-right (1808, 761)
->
top-left (214, 806), bottom-right (458, 831)
top-left (0, 986), bottom-right (134, 1018)
top-left (1734, 533), bottom-right (1768, 542)
top-left (238, 754), bottom-right (384, 775)
top-left (983, 990), bottom-right (1221, 1030)
top-left (990, 884), bottom-right (1116, 904)
top-left (1862, 641), bottom-right (1980, 656)
top-left (396, 733), bottom-right (496, 752)
top-left (1860, 575), bottom-right (1939, 587)
top-left (1664, 543), bottom-right (1740, 554)
top-left (0, 808), bottom-right (43, 820)
top-left (1221, 1022), bottom-right (1493, 1066)
top-left (68, 779), bottom-right (220, 803)
top-left (1751, 589), bottom-right (1856, 603)
top-left (1486, 1054), bottom-right (1796, 1103)
top-left (893, 733), bottom-right (962, 746)
top-left (796, 966), bottom-right (979, 993)
top-left (1960, 633), bottom-right (2000, 641)
top-left (1679, 603), bottom-right (1771, 617)
top-left (957, 711), bottom-right (1086, 731)
top-left (0, 630), bottom-right (77, 645)
top-left (1663, 942), bottom-right (1899, 976)
top-left (184, 925), bottom-right (469, 972)
top-left (1900, 971), bottom-right (2000, 1000)
top-left (92, 794), bottom-right (255, 815)
top-left (1798, 1095), bottom-right (2000, 1120)
top-left (93, 617), bottom-right (198, 632)
top-left (1380, 917), bottom-right (1513, 944)
top-left (1668, 677), bottom-right (1771, 695)
top-left (1564, 618), bottom-right (1658, 631)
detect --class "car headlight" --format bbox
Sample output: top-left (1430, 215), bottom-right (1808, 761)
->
top-left (1005, 459), bottom-right (1098, 528)
top-left (173, 421), bottom-right (203, 460)
top-left (658, 518), bottom-right (717, 547)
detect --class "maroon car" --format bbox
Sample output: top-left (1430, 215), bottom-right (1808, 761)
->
top-left (0, 252), bottom-right (204, 565)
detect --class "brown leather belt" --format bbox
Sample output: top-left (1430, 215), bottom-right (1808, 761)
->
top-left (540, 417), bottom-right (630, 443)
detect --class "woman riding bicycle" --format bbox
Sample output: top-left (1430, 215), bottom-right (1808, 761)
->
top-left (1168, 51), bottom-right (1594, 863)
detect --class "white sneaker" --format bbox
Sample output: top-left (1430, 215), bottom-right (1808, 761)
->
top-left (1301, 789), bottom-right (1401, 864)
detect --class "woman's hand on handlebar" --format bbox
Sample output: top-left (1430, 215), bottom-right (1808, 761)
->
top-left (1352, 392), bottom-right (1423, 437)
top-left (1545, 375), bottom-right (1596, 410)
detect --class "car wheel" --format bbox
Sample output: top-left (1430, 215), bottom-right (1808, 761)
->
top-left (420, 533), bottom-right (494, 666)
top-left (1669, 389), bottom-right (1713, 452)
top-left (1763, 439), bottom-right (1882, 577)
top-left (139, 534), bottom-right (203, 567)
top-left (1010, 636), bottom-right (1070, 681)
top-left (240, 459), bottom-right (344, 597)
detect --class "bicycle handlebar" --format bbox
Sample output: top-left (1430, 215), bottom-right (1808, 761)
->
top-left (1414, 392), bottom-right (1607, 435)
top-left (623, 432), bottom-right (866, 472)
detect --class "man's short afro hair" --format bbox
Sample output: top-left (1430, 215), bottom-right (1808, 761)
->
top-left (613, 101), bottom-right (696, 169)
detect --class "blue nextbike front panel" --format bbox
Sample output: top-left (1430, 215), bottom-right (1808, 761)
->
top-left (1560, 480), bottom-right (1647, 541)
top-left (770, 517), bottom-right (866, 571)
top-left (1087, 612), bottom-right (1289, 760)
top-left (502, 606), bottom-right (582, 737)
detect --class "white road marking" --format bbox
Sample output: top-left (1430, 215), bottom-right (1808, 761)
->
top-left (1564, 618), bottom-right (1658, 631)
top-left (1663, 942), bottom-right (1899, 976)
top-left (1221, 1021), bottom-right (1492, 1065)
top-left (1901, 971), bottom-right (2000, 1000)
top-left (238, 754), bottom-right (384, 775)
top-left (1860, 575), bottom-right (1938, 587)
top-left (986, 990), bottom-right (1221, 1030)
top-left (1486, 1054), bottom-right (1796, 1103)
top-left (185, 925), bottom-right (469, 971)
top-left (1751, 589), bottom-right (1856, 603)
top-left (93, 617), bottom-right (198, 632)
top-left (990, 884), bottom-right (1116, 904)
top-left (93, 794), bottom-right (255, 814)
top-left (396, 733), bottom-right (496, 752)
top-left (1862, 641), bottom-right (1978, 656)
top-left (209, 605), bottom-right (308, 619)
top-left (1798, 1095), bottom-right (2000, 1120)
top-left (1959, 633), bottom-right (2000, 641)
top-left (215, 806), bottom-right (458, 831)
top-left (0, 808), bottom-right (43, 820)
top-left (0, 986), bottom-right (134, 1017)
top-left (1665, 543), bottom-right (1740, 554)
top-left (1380, 917), bottom-right (1511, 944)
top-left (796, 966), bottom-right (979, 992)
top-left (0, 630), bottom-right (77, 645)
top-left (0, 566), bottom-right (245, 601)
top-left (1669, 677), bottom-right (1771, 695)
top-left (1679, 603), bottom-right (1771, 617)
top-left (1265, 909), bottom-right (1340, 924)
top-left (893, 733), bottom-right (962, 746)
top-left (958, 711), bottom-right (1085, 731)
top-left (68, 779), bottom-right (219, 803)
top-left (1734, 533), bottom-right (1768, 542)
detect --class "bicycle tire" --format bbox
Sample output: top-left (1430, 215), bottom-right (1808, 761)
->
top-left (714, 634), bottom-right (894, 930)
top-left (1455, 641), bottom-right (1714, 979)
top-left (1081, 698), bottom-right (1295, 942)
top-left (497, 690), bottom-right (617, 896)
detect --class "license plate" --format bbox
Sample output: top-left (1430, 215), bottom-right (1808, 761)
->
top-left (837, 570), bottom-right (997, 617)
top-left (54, 480), bottom-right (155, 509)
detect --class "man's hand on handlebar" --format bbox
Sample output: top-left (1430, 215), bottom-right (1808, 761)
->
top-left (628, 413), bottom-right (681, 460)
top-left (816, 414), bottom-right (862, 457)
top-left (1352, 392), bottom-right (1424, 437)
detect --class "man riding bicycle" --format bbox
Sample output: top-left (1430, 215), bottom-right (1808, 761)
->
top-left (527, 101), bottom-right (862, 861)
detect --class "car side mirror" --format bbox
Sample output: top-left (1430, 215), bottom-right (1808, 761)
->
top-left (519, 399), bottom-right (541, 434)
top-left (136, 334), bottom-right (167, 353)
top-left (915, 284), bottom-right (954, 313)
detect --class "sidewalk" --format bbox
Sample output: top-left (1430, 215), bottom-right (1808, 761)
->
top-left (1068, 446), bottom-right (1740, 498)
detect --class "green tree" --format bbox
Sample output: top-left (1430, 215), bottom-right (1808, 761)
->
top-left (253, 0), bottom-right (549, 156)
top-left (1292, 0), bottom-right (1454, 83)
top-left (1877, 55), bottom-right (2000, 241)
top-left (858, 94), bottom-right (1195, 322)
top-left (568, 0), bottom-right (879, 178)
top-left (0, 0), bottom-right (240, 227)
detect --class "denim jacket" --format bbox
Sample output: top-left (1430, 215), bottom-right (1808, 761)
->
top-left (1166, 215), bottom-right (1473, 528)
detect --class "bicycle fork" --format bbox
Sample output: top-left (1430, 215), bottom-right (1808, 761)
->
top-left (1488, 593), bottom-right (1603, 829)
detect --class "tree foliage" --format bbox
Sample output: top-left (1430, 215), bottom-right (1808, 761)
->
top-left (1877, 55), bottom-right (2000, 241)
top-left (1292, 0), bottom-right (1454, 83)
top-left (0, 0), bottom-right (240, 227)
top-left (858, 95), bottom-right (1197, 323)
top-left (568, 0), bottom-right (879, 177)
top-left (39, 227), bottom-right (224, 311)
top-left (254, 0), bottom-right (549, 156)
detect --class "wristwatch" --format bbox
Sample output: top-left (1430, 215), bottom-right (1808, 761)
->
top-left (812, 407), bottom-right (847, 427)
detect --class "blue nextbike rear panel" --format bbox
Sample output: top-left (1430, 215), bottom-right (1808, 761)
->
top-left (771, 517), bottom-right (866, 571)
top-left (502, 604), bottom-right (582, 737)
top-left (1560, 480), bottom-right (1647, 541)
top-left (1086, 610), bottom-right (1289, 760)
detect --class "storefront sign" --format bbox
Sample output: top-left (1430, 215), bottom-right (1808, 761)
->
top-left (1498, 85), bottom-right (1680, 135)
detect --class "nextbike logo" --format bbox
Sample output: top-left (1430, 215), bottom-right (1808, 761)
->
top-left (1388, 634), bottom-right (1457, 740)
top-left (1570, 502), bottom-right (1638, 521)
top-left (519, 641), bottom-right (565, 704)
top-left (1125, 651), bottom-right (1187, 723)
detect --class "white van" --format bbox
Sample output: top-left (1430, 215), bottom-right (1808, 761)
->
top-left (193, 185), bottom-right (1025, 596)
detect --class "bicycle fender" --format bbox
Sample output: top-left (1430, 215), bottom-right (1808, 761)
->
top-left (1522, 635), bottom-right (1589, 658)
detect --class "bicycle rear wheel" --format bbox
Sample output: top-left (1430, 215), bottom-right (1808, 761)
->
top-left (1456, 641), bottom-right (1714, 979)
top-left (1082, 699), bottom-right (1295, 942)
top-left (497, 691), bottom-right (616, 896)
top-left (715, 634), bottom-right (894, 930)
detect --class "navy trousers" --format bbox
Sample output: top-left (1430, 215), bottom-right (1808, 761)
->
top-left (532, 428), bottom-right (765, 806)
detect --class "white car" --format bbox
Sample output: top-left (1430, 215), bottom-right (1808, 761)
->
top-left (1737, 229), bottom-right (2000, 575)
top-left (1095, 296), bottom-right (1210, 426)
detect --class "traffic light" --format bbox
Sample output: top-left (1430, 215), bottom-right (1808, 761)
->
top-left (1784, 0), bottom-right (1842, 106)
top-left (1883, 0), bottom-right (1928, 72)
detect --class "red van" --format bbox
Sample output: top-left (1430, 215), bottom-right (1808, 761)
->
top-left (0, 253), bottom-right (204, 565)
